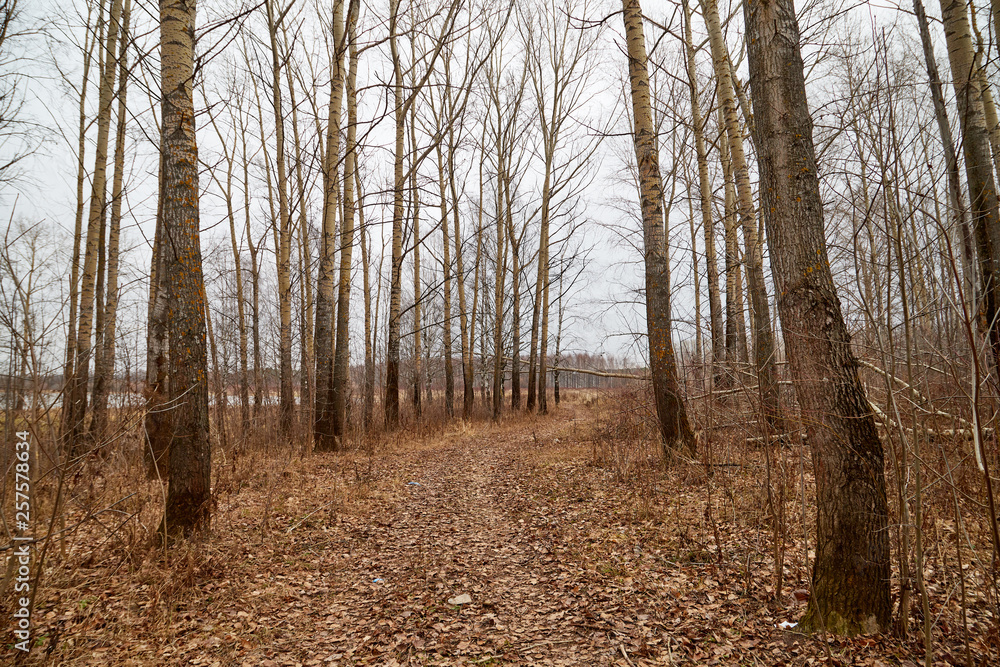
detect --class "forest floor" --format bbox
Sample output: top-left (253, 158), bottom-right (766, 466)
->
top-left (11, 391), bottom-right (994, 666)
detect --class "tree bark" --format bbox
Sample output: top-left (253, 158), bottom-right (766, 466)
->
top-left (331, 0), bottom-right (360, 448)
top-left (682, 0), bottom-right (723, 383)
top-left (159, 0), bottom-right (211, 537)
top-left (90, 0), bottom-right (130, 442)
top-left (265, 0), bottom-right (295, 435)
top-left (385, 0), bottom-right (406, 429)
top-left (744, 0), bottom-right (890, 634)
top-left (65, 0), bottom-right (123, 455)
top-left (144, 155), bottom-right (170, 480)
top-left (719, 107), bottom-right (748, 371)
top-left (621, 0), bottom-right (695, 455)
top-left (315, 0), bottom-right (347, 448)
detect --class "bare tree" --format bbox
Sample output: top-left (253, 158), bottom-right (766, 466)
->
top-left (700, 0), bottom-right (781, 428)
top-left (521, 0), bottom-right (603, 414)
top-left (744, 0), bottom-right (890, 633)
top-left (89, 0), bottom-right (131, 442)
top-left (681, 0), bottom-right (722, 383)
top-left (385, 0), bottom-right (460, 428)
top-left (621, 0), bottom-right (695, 455)
top-left (331, 0), bottom-right (361, 446)
top-left (64, 0), bottom-right (123, 454)
top-left (159, 0), bottom-right (211, 537)
top-left (315, 0), bottom-right (348, 450)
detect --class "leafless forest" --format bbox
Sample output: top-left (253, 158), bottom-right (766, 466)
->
top-left (3, 0), bottom-right (1000, 663)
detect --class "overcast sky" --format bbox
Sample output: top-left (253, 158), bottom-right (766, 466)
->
top-left (0, 0), bottom-right (929, 375)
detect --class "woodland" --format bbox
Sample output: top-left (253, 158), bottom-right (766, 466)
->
top-left (2, 0), bottom-right (1000, 664)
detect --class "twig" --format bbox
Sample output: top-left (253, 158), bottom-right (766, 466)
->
top-left (287, 497), bottom-right (340, 533)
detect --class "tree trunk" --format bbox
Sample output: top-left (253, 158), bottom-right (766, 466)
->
top-left (538, 215), bottom-right (551, 415)
top-left (438, 144), bottom-right (455, 417)
top-left (682, 0), bottom-right (723, 383)
top-left (361, 183), bottom-right (375, 429)
top-left (527, 153), bottom-right (549, 413)
top-left (411, 88), bottom-right (423, 418)
top-left (159, 0), bottom-right (211, 537)
top-left (144, 157), bottom-right (170, 480)
top-left (207, 97), bottom-right (250, 436)
top-left (970, 9), bottom-right (1000, 186)
top-left (621, 0), bottom-right (695, 455)
top-left (237, 105), bottom-right (263, 415)
top-left (286, 26), bottom-right (314, 436)
top-left (385, 0), bottom-right (406, 429)
top-left (554, 266), bottom-right (564, 406)
top-left (265, 0), bottom-right (295, 435)
top-left (507, 192), bottom-right (522, 411)
top-left (914, 0), bottom-right (974, 308)
top-left (719, 107), bottom-right (747, 372)
top-left (449, 122), bottom-right (474, 418)
top-left (315, 0), bottom-right (347, 449)
top-left (744, 0), bottom-right (890, 634)
top-left (65, 2), bottom-right (97, 431)
top-left (472, 162), bottom-right (485, 408)
top-left (331, 1), bottom-right (360, 448)
top-left (90, 0), bottom-right (130, 443)
top-left (206, 294), bottom-right (228, 453)
top-left (66, 0), bottom-right (123, 455)
top-left (492, 172), bottom-right (507, 422)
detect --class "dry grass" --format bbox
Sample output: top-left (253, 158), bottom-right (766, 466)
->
top-left (1, 386), bottom-right (998, 664)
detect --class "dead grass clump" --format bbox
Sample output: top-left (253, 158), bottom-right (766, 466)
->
top-left (589, 386), bottom-right (658, 473)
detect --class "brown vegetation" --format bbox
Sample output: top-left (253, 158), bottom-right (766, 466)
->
top-left (2, 389), bottom-right (997, 664)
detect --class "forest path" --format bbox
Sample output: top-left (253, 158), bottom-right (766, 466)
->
top-left (209, 398), bottom-right (686, 667)
top-left (37, 395), bottom-right (850, 666)
top-left (285, 401), bottom-right (646, 666)
top-left (27, 396), bottom-right (986, 665)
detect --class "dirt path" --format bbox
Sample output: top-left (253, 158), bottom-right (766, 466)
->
top-left (27, 398), bottom-right (960, 666)
top-left (316, 411), bottom-right (615, 665)
top-left (252, 406), bottom-right (641, 666)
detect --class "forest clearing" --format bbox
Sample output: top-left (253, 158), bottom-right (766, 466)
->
top-left (3, 390), bottom-right (995, 665)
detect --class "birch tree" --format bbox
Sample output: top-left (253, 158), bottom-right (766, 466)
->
top-left (315, 0), bottom-right (348, 450)
top-left (64, 0), bottom-right (123, 454)
top-left (621, 0), bottom-right (695, 454)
